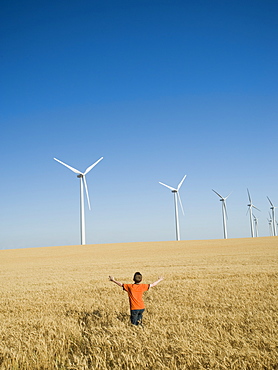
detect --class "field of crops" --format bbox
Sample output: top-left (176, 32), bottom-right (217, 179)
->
top-left (0, 237), bottom-right (277, 369)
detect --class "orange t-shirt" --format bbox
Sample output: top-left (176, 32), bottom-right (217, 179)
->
top-left (123, 283), bottom-right (150, 310)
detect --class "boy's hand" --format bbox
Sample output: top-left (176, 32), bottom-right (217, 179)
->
top-left (109, 276), bottom-right (123, 287)
top-left (150, 276), bottom-right (164, 288)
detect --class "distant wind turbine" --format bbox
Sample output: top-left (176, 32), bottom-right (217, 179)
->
top-left (253, 214), bottom-right (259, 237)
top-left (212, 190), bottom-right (231, 239)
top-left (54, 157), bottom-right (103, 245)
top-left (159, 175), bottom-right (187, 241)
top-left (267, 196), bottom-right (277, 236)
top-left (247, 189), bottom-right (260, 238)
top-left (267, 213), bottom-right (273, 236)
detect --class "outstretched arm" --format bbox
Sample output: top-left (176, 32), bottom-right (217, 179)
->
top-left (149, 277), bottom-right (164, 288)
top-left (109, 276), bottom-right (123, 287)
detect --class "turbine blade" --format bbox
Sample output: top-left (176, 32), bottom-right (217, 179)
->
top-left (253, 205), bottom-right (261, 212)
top-left (212, 189), bottom-right (223, 199)
top-left (84, 157), bottom-right (103, 175)
top-left (177, 191), bottom-right (184, 215)
top-left (225, 192), bottom-right (232, 200)
top-left (247, 188), bottom-right (252, 203)
top-left (54, 158), bottom-right (82, 175)
top-left (267, 196), bottom-right (274, 207)
top-left (159, 182), bottom-right (176, 191)
top-left (177, 175), bottom-right (187, 190)
top-left (83, 176), bottom-right (91, 210)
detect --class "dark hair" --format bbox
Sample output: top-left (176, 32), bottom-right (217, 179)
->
top-left (133, 272), bottom-right (142, 283)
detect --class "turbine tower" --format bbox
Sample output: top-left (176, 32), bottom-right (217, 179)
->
top-left (212, 189), bottom-right (231, 239)
top-left (159, 175), bottom-right (187, 241)
top-left (267, 196), bottom-right (277, 236)
top-left (247, 189), bottom-right (260, 238)
top-left (54, 157), bottom-right (103, 245)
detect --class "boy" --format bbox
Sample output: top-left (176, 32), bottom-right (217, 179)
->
top-left (109, 272), bottom-right (163, 326)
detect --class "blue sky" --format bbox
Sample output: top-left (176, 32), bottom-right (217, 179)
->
top-left (1, 0), bottom-right (277, 249)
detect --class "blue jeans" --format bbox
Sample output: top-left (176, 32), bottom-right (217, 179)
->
top-left (130, 309), bottom-right (145, 325)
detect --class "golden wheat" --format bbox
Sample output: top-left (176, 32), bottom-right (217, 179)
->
top-left (0, 237), bottom-right (277, 369)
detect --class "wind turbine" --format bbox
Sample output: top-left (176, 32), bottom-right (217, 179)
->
top-left (253, 214), bottom-right (259, 237)
top-left (267, 196), bottom-right (277, 236)
top-left (54, 157), bottom-right (103, 245)
top-left (212, 190), bottom-right (231, 239)
top-left (247, 189), bottom-right (260, 238)
top-left (267, 213), bottom-right (273, 236)
top-left (159, 175), bottom-right (186, 241)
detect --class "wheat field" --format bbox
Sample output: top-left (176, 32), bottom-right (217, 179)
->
top-left (0, 237), bottom-right (277, 369)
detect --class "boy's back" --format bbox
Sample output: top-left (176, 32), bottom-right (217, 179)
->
top-left (123, 283), bottom-right (149, 310)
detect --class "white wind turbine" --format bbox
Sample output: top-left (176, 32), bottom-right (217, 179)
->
top-left (159, 175), bottom-right (187, 241)
top-left (54, 157), bottom-right (103, 245)
top-left (212, 189), bottom-right (231, 239)
top-left (247, 189), bottom-right (260, 238)
top-left (267, 196), bottom-right (277, 236)
top-left (267, 213), bottom-right (273, 236)
top-left (253, 214), bottom-right (259, 237)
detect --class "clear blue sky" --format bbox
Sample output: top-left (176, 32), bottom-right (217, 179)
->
top-left (1, 0), bottom-right (277, 249)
